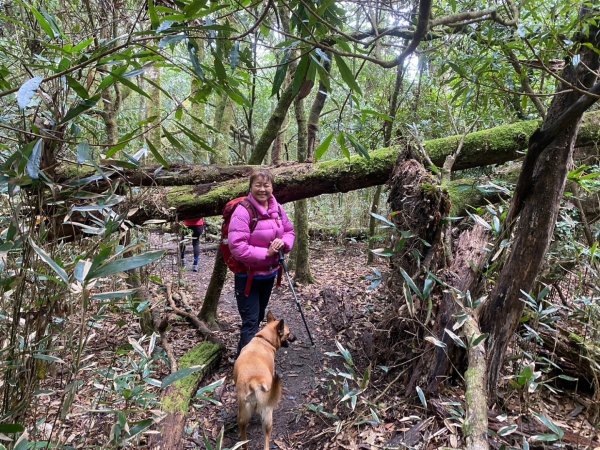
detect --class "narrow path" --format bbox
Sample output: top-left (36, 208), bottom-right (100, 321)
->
top-left (171, 239), bottom-right (380, 449)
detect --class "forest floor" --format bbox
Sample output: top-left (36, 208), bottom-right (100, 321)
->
top-left (28, 234), bottom-right (600, 449)
top-left (169, 236), bottom-right (389, 450)
top-left (166, 235), bottom-right (600, 450)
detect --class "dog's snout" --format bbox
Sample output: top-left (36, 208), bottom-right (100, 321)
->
top-left (288, 333), bottom-right (297, 343)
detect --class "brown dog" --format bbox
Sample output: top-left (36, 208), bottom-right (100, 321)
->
top-left (233, 311), bottom-right (296, 450)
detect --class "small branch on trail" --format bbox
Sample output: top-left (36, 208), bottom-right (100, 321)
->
top-left (463, 316), bottom-right (489, 450)
top-left (176, 290), bottom-right (195, 313)
top-left (153, 310), bottom-right (178, 373)
top-left (166, 283), bottom-right (214, 338)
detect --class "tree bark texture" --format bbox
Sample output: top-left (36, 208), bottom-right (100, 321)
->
top-left (367, 185), bottom-right (383, 264)
top-left (147, 65), bottom-right (162, 153)
top-left (387, 157), bottom-right (450, 278)
top-left (292, 93), bottom-right (314, 283)
top-left (463, 316), bottom-right (489, 450)
top-left (426, 224), bottom-right (490, 393)
top-left (198, 247), bottom-right (228, 329)
top-left (212, 89), bottom-right (232, 165)
top-left (248, 81), bottom-right (298, 165)
top-left (478, 11), bottom-right (600, 396)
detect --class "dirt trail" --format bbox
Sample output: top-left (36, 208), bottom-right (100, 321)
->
top-left (173, 240), bottom-right (375, 449)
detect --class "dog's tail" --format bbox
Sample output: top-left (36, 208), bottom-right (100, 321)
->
top-left (267, 373), bottom-right (282, 407)
top-left (246, 375), bottom-right (282, 407)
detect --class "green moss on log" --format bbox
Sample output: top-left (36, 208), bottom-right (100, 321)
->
top-left (426, 119), bottom-right (539, 168)
top-left (161, 341), bottom-right (222, 414)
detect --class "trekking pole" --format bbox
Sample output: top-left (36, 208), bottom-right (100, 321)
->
top-left (279, 250), bottom-right (315, 346)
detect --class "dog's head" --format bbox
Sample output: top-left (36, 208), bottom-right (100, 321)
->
top-left (266, 310), bottom-right (296, 348)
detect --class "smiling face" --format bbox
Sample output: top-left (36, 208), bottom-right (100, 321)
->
top-left (250, 175), bottom-right (273, 206)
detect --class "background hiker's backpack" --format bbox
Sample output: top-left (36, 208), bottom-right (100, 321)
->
top-left (220, 197), bottom-right (258, 273)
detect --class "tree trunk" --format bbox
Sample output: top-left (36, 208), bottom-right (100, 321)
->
top-left (190, 40), bottom-right (208, 164)
top-left (479, 9), bottom-right (600, 397)
top-left (248, 81), bottom-right (298, 165)
top-left (147, 65), bottom-right (162, 153)
top-left (212, 89), bottom-right (232, 165)
top-left (198, 247), bottom-right (228, 329)
top-left (292, 93), bottom-right (314, 283)
top-left (367, 185), bottom-right (383, 264)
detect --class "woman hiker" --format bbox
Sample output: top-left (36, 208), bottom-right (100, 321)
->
top-left (228, 169), bottom-right (295, 355)
top-left (180, 217), bottom-right (206, 272)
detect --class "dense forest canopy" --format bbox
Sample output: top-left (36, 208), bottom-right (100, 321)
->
top-left (0, 0), bottom-right (599, 448)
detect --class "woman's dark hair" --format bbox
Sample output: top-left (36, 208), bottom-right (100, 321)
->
top-left (249, 169), bottom-right (275, 190)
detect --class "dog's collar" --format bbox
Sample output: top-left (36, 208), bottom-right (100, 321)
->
top-left (256, 334), bottom-right (277, 349)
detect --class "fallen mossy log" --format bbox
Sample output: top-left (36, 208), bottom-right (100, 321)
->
top-left (149, 341), bottom-right (224, 450)
top-left (122, 111), bottom-right (600, 222)
top-left (59, 111), bottom-right (600, 192)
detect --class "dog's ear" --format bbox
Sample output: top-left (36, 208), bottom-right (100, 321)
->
top-left (277, 319), bottom-right (285, 336)
top-left (266, 310), bottom-right (276, 322)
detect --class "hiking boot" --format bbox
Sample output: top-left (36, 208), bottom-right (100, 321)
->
top-left (192, 264), bottom-right (199, 272)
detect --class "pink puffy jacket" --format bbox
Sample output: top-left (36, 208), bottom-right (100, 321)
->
top-left (228, 193), bottom-right (295, 276)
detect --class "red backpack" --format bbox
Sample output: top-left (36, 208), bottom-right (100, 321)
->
top-left (220, 197), bottom-right (258, 274)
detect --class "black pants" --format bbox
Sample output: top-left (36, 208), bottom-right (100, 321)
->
top-left (235, 275), bottom-right (275, 355)
top-left (180, 225), bottom-right (204, 264)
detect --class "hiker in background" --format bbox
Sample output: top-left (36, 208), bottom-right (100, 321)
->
top-left (180, 217), bottom-right (205, 272)
top-left (228, 169), bottom-right (295, 354)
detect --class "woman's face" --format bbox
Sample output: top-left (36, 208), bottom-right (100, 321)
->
top-left (250, 176), bottom-right (273, 204)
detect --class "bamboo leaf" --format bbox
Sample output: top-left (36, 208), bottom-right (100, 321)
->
top-left (444, 328), bottom-right (466, 348)
top-left (26, 139), bottom-right (43, 180)
top-left (88, 250), bottom-right (164, 280)
top-left (0, 423), bottom-right (24, 433)
top-left (271, 50), bottom-right (290, 96)
top-left (77, 142), bottom-right (91, 164)
top-left (416, 386), bottom-right (427, 408)
top-left (213, 53), bottom-right (227, 81)
top-left (61, 94), bottom-right (101, 124)
top-left (399, 268), bottom-right (421, 298)
top-left (27, 3), bottom-right (55, 38)
top-left (148, 0), bottom-right (160, 29)
top-left (111, 72), bottom-right (152, 99)
top-left (346, 133), bottom-right (370, 159)
top-left (187, 39), bottom-right (205, 81)
top-left (66, 76), bottom-right (89, 99)
top-left (337, 132), bottom-right (350, 160)
top-left (291, 54), bottom-right (310, 96)
top-left (145, 138), bottom-right (170, 168)
top-left (74, 259), bottom-right (92, 283)
top-left (497, 424), bottom-right (518, 436)
top-left (162, 127), bottom-right (185, 151)
top-left (425, 336), bottom-right (447, 348)
top-left (314, 132), bottom-right (334, 161)
top-left (162, 365), bottom-right (205, 389)
top-left (71, 37), bottom-right (94, 53)
top-left (334, 54), bottom-right (362, 95)
top-left (17, 76), bottom-right (43, 110)
top-left (370, 212), bottom-right (396, 228)
top-left (534, 413), bottom-right (564, 438)
top-left (29, 238), bottom-right (69, 284)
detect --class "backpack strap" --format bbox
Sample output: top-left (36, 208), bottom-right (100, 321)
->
top-left (239, 199), bottom-right (259, 232)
